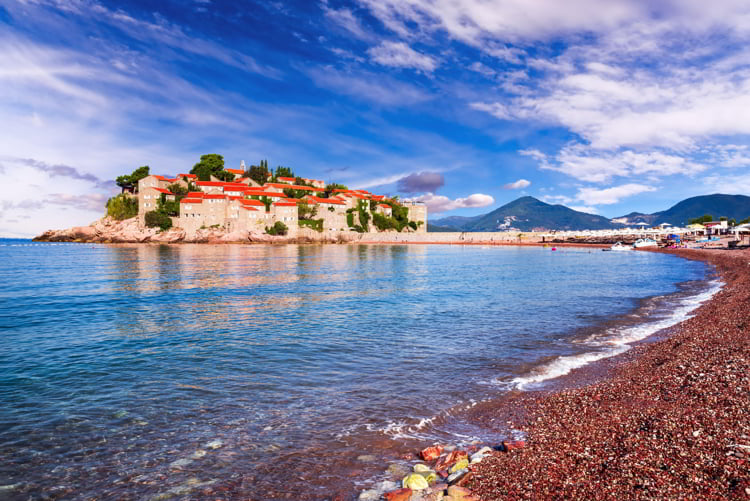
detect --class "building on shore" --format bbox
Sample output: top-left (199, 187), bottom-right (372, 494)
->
top-left (134, 165), bottom-right (427, 235)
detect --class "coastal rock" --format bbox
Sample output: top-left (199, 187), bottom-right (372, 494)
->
top-left (413, 464), bottom-right (432, 473)
top-left (503, 440), bottom-right (525, 451)
top-left (358, 489), bottom-right (379, 500)
top-left (446, 469), bottom-right (468, 485)
top-left (384, 488), bottom-right (413, 501)
top-left (402, 473), bottom-right (429, 490)
top-left (420, 446), bottom-right (443, 461)
top-left (450, 459), bottom-right (468, 473)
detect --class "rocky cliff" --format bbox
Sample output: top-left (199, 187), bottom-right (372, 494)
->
top-left (32, 217), bottom-right (355, 244)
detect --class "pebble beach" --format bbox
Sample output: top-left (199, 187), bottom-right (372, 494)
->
top-left (456, 248), bottom-right (750, 500)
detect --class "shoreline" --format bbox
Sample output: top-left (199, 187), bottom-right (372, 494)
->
top-left (457, 248), bottom-right (750, 500)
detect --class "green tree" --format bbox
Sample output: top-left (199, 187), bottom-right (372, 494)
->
top-left (106, 194), bottom-right (138, 220)
top-left (298, 202), bottom-right (318, 220)
top-left (245, 163), bottom-right (270, 186)
top-left (275, 166), bottom-right (294, 178)
top-left (323, 183), bottom-right (348, 198)
top-left (145, 210), bottom-right (172, 230)
top-left (689, 214), bottom-right (714, 225)
top-left (167, 183), bottom-right (188, 197)
top-left (190, 154), bottom-right (225, 181)
top-left (265, 221), bottom-right (288, 236)
top-left (115, 165), bottom-right (150, 193)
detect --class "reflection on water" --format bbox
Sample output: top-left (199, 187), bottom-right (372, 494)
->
top-left (0, 242), bottom-right (706, 499)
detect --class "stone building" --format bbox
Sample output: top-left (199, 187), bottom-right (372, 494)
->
top-left (137, 169), bottom-right (427, 235)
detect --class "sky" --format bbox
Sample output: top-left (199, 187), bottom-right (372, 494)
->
top-left (2, 0), bottom-right (750, 237)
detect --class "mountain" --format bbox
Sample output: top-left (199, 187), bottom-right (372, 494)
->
top-left (426, 223), bottom-right (459, 232)
top-left (429, 214), bottom-right (481, 230)
top-left (430, 196), bottom-right (620, 232)
top-left (614, 194), bottom-right (750, 226)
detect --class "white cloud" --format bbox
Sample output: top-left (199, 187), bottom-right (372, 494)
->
top-left (367, 41), bottom-right (437, 72)
top-left (307, 66), bottom-right (431, 106)
top-left (567, 205), bottom-right (599, 214)
top-left (575, 183), bottom-right (657, 205)
top-left (412, 192), bottom-right (494, 213)
top-left (470, 101), bottom-right (512, 120)
top-left (322, 2), bottom-right (373, 41)
top-left (504, 178), bottom-right (531, 189)
top-left (526, 144), bottom-right (708, 184)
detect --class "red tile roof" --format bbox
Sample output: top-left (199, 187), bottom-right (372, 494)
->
top-left (273, 201), bottom-right (298, 207)
top-left (203, 194), bottom-right (227, 200)
top-left (306, 195), bottom-right (345, 205)
top-left (154, 175), bottom-right (178, 182)
top-left (265, 183), bottom-right (317, 191)
top-left (187, 191), bottom-right (204, 197)
top-left (278, 176), bottom-right (296, 182)
top-left (378, 203), bottom-right (392, 208)
top-left (180, 198), bottom-right (203, 204)
top-left (244, 191), bottom-right (287, 198)
top-left (240, 199), bottom-right (265, 206)
top-left (151, 187), bottom-right (175, 195)
top-left (226, 168), bottom-right (245, 175)
top-left (241, 206), bottom-right (259, 211)
top-left (196, 181), bottom-right (225, 186)
top-left (179, 173), bottom-right (197, 179)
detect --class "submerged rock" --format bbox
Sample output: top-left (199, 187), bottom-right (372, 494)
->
top-left (204, 439), bottom-right (223, 449)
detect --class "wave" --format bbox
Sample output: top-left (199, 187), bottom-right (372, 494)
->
top-left (504, 280), bottom-right (723, 390)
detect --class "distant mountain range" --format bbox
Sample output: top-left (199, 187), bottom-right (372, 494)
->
top-left (430, 194), bottom-right (750, 232)
top-left (611, 194), bottom-right (750, 226)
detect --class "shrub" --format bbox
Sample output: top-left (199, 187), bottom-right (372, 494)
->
top-left (346, 212), bottom-right (355, 227)
top-left (266, 221), bottom-right (288, 236)
top-left (408, 221), bottom-right (418, 230)
top-left (145, 210), bottom-right (172, 230)
top-left (299, 219), bottom-right (324, 232)
top-left (106, 194), bottom-right (139, 220)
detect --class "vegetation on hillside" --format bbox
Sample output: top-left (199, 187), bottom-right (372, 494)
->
top-left (115, 166), bottom-right (149, 193)
top-left (105, 194), bottom-right (138, 220)
top-left (265, 221), bottom-right (288, 235)
top-left (190, 154), bottom-right (232, 181)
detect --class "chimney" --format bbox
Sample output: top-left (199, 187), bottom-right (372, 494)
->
top-left (240, 160), bottom-right (246, 171)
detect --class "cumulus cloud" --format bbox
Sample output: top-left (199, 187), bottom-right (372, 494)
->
top-left (567, 205), bottom-right (600, 214)
top-left (367, 41), bottom-right (437, 72)
top-left (575, 183), bottom-right (657, 205)
top-left (413, 192), bottom-right (494, 213)
top-left (503, 178), bottom-right (530, 189)
top-left (523, 146), bottom-right (707, 184)
top-left (397, 171), bottom-right (444, 193)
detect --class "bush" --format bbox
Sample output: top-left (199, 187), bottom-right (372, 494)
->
top-left (408, 221), bottom-right (418, 230)
top-left (145, 210), bottom-right (172, 230)
top-left (106, 194), bottom-right (139, 220)
top-left (266, 221), bottom-right (288, 236)
top-left (346, 212), bottom-right (355, 227)
top-left (299, 219), bottom-right (324, 232)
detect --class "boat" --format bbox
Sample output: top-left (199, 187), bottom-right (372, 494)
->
top-left (633, 238), bottom-right (658, 248)
top-left (609, 242), bottom-right (632, 251)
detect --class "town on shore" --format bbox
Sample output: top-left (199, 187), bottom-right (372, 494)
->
top-left (108, 155), bottom-right (426, 239)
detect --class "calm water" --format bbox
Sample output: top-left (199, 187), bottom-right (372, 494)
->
top-left (0, 241), bottom-right (711, 499)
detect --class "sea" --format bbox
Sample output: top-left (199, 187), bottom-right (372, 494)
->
top-left (0, 240), bottom-right (720, 500)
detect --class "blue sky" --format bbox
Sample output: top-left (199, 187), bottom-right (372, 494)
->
top-left (2, 0), bottom-right (750, 237)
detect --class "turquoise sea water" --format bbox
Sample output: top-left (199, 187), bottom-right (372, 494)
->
top-left (0, 241), bottom-right (712, 499)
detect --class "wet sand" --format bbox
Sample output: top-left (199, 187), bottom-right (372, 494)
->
top-left (465, 248), bottom-right (750, 500)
